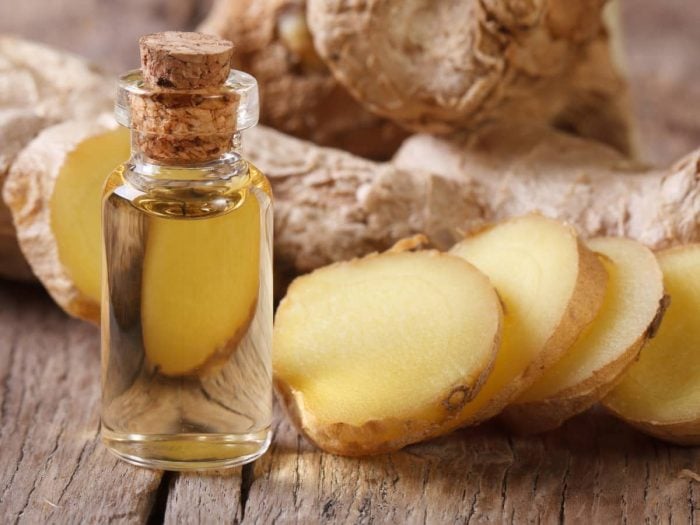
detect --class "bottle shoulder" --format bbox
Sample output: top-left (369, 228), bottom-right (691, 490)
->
top-left (103, 159), bottom-right (271, 220)
top-left (105, 159), bottom-right (269, 193)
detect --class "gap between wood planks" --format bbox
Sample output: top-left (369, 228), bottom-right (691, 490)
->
top-left (147, 471), bottom-right (173, 524)
top-left (150, 464), bottom-right (255, 524)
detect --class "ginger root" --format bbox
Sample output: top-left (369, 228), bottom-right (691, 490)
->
top-left (4, 36), bottom-right (700, 298)
top-left (449, 214), bottom-right (607, 424)
top-left (198, 0), bottom-right (408, 159)
top-left (200, 0), bottom-right (632, 156)
top-left (502, 237), bottom-right (666, 434)
top-left (307, 0), bottom-right (633, 154)
top-left (603, 244), bottom-right (700, 445)
top-left (0, 110), bottom-right (47, 281)
top-left (248, 124), bottom-right (700, 276)
top-left (273, 248), bottom-right (502, 455)
top-left (5, 121), bottom-right (700, 323)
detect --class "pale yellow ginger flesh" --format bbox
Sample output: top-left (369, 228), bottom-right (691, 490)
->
top-left (141, 193), bottom-right (260, 376)
top-left (273, 250), bottom-right (502, 455)
top-left (603, 244), bottom-right (700, 445)
top-left (51, 128), bottom-right (130, 304)
top-left (502, 237), bottom-right (665, 434)
top-left (449, 215), bottom-right (607, 424)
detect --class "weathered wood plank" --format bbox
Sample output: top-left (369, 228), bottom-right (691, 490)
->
top-left (164, 469), bottom-right (243, 524)
top-left (161, 405), bottom-right (700, 523)
top-left (0, 282), bottom-right (163, 523)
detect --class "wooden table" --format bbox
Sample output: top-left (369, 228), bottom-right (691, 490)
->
top-left (1, 281), bottom-right (698, 523)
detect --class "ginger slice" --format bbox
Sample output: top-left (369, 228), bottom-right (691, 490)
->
top-left (141, 192), bottom-right (260, 376)
top-left (4, 120), bottom-right (128, 322)
top-left (0, 37), bottom-right (115, 282)
top-left (53, 129), bottom-right (131, 305)
top-left (449, 214), bottom-right (607, 424)
top-left (502, 237), bottom-right (666, 434)
top-left (603, 244), bottom-right (700, 445)
top-left (273, 250), bottom-right (502, 455)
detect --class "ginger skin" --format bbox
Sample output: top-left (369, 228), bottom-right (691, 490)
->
top-left (245, 123), bottom-right (700, 276)
top-left (198, 0), bottom-right (408, 159)
top-left (200, 0), bottom-right (632, 156)
top-left (307, 0), bottom-right (633, 155)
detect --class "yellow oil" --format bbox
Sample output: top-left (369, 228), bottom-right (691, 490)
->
top-left (100, 161), bottom-right (273, 470)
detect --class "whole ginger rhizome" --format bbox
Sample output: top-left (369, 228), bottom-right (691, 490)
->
top-left (100, 32), bottom-right (273, 470)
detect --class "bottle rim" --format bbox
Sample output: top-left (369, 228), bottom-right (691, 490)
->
top-left (115, 69), bottom-right (260, 134)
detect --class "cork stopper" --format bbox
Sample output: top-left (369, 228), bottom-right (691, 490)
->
top-left (127, 32), bottom-right (242, 163)
top-left (139, 32), bottom-right (234, 89)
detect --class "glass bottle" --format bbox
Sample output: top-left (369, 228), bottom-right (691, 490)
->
top-left (100, 32), bottom-right (273, 470)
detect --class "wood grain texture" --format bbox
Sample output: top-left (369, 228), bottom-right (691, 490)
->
top-left (164, 406), bottom-right (700, 523)
top-left (0, 275), bottom-right (698, 522)
top-left (164, 469), bottom-right (243, 524)
top-left (0, 283), bottom-right (162, 523)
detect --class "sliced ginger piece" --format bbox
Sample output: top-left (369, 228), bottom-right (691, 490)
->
top-left (4, 119), bottom-right (129, 321)
top-left (141, 192), bottom-right (260, 376)
top-left (273, 250), bottom-right (502, 455)
top-left (502, 237), bottom-right (666, 434)
top-left (53, 128), bottom-right (130, 305)
top-left (603, 244), bottom-right (700, 445)
top-left (449, 214), bottom-right (607, 424)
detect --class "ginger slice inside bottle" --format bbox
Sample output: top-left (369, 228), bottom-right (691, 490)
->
top-left (141, 191), bottom-right (260, 376)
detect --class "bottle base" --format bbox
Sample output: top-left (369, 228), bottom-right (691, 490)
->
top-left (102, 428), bottom-right (272, 471)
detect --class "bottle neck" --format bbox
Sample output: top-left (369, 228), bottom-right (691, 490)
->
top-left (129, 130), bottom-right (242, 165)
top-left (125, 130), bottom-right (249, 190)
